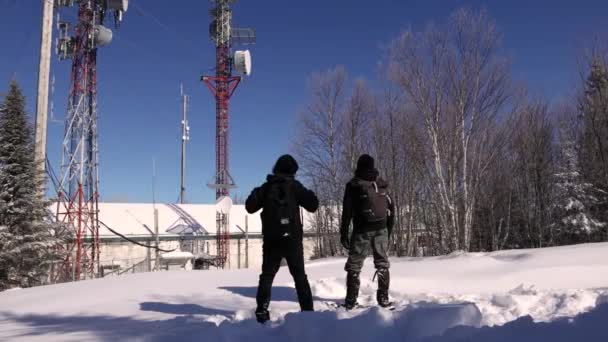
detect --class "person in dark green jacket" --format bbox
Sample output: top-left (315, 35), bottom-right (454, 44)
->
top-left (340, 154), bottom-right (394, 309)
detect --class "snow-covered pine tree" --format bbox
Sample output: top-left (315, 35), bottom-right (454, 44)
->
top-left (552, 126), bottom-right (606, 244)
top-left (579, 59), bottom-right (608, 190)
top-left (0, 81), bottom-right (68, 290)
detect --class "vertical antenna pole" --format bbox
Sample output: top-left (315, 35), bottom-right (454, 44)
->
top-left (152, 157), bottom-right (157, 206)
top-left (152, 157), bottom-right (160, 270)
top-left (180, 85), bottom-right (188, 204)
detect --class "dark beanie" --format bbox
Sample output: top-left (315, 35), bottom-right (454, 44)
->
top-left (273, 154), bottom-right (299, 175)
top-left (356, 154), bottom-right (375, 172)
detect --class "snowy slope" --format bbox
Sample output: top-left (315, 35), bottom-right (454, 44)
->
top-left (1, 243), bottom-right (607, 341)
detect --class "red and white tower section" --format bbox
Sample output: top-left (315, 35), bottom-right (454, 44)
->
top-left (203, 0), bottom-right (254, 268)
top-left (54, 0), bottom-right (128, 280)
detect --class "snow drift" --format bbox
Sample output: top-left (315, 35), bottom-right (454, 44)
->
top-left (1, 242), bottom-right (607, 341)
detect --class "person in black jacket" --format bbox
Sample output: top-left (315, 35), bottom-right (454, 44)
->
top-left (340, 154), bottom-right (394, 309)
top-left (246, 154), bottom-right (319, 323)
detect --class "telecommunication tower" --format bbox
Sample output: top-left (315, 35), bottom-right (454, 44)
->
top-left (202, 0), bottom-right (254, 268)
top-left (54, 0), bottom-right (128, 280)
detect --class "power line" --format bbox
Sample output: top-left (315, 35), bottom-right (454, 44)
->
top-left (98, 220), bottom-right (177, 253)
top-left (130, 0), bottom-right (203, 50)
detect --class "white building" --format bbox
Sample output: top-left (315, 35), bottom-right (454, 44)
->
top-left (56, 203), bottom-right (319, 276)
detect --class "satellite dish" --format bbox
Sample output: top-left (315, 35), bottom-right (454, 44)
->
top-left (233, 50), bottom-right (252, 76)
top-left (94, 25), bottom-right (113, 47)
top-left (216, 196), bottom-right (233, 214)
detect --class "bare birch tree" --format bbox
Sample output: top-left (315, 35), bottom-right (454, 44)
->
top-left (388, 8), bottom-right (511, 252)
top-left (294, 67), bottom-right (348, 257)
top-left (341, 79), bottom-right (374, 177)
top-left (508, 101), bottom-right (555, 248)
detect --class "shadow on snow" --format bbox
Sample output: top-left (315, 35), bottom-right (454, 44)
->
top-left (219, 285), bottom-right (336, 303)
top-left (0, 303), bottom-right (607, 342)
top-left (140, 302), bottom-right (233, 316)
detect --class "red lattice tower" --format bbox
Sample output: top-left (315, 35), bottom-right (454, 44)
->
top-left (203, 0), bottom-right (254, 268)
top-left (54, 0), bottom-right (127, 281)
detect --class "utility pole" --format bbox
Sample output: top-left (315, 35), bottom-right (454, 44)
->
top-left (245, 215), bottom-right (249, 268)
top-left (154, 208), bottom-right (159, 271)
top-left (146, 241), bottom-right (152, 271)
top-left (34, 0), bottom-right (54, 175)
top-left (180, 84), bottom-right (189, 204)
top-left (237, 237), bottom-right (241, 269)
top-left (153, 158), bottom-right (160, 271)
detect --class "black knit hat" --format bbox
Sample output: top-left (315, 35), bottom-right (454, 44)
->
top-left (356, 154), bottom-right (375, 172)
top-left (273, 154), bottom-right (299, 176)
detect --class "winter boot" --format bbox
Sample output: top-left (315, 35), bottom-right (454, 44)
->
top-left (376, 268), bottom-right (391, 308)
top-left (255, 302), bottom-right (270, 323)
top-left (344, 271), bottom-right (360, 310)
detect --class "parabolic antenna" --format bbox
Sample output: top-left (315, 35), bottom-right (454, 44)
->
top-left (216, 196), bottom-right (233, 214)
top-left (233, 50), bottom-right (252, 76)
top-left (94, 25), bottom-right (113, 47)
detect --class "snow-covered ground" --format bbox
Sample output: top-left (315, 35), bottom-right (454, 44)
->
top-left (1, 243), bottom-right (607, 341)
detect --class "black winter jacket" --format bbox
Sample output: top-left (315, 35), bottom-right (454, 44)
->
top-left (340, 168), bottom-right (395, 237)
top-left (245, 174), bottom-right (319, 240)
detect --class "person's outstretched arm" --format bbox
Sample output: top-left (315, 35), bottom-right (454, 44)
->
top-left (340, 183), bottom-right (353, 249)
top-left (245, 184), bottom-right (266, 214)
top-left (295, 181), bottom-right (319, 213)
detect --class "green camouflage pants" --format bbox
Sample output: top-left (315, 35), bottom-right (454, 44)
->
top-left (344, 228), bottom-right (390, 273)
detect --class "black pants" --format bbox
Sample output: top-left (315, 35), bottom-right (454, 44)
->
top-left (256, 237), bottom-right (313, 311)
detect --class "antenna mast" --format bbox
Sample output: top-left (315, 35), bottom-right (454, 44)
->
top-left (180, 84), bottom-right (189, 204)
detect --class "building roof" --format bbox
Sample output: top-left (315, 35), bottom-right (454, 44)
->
top-left (50, 202), bottom-right (262, 238)
top-left (50, 202), bottom-right (317, 238)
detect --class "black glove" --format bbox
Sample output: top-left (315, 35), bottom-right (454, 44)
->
top-left (341, 234), bottom-right (350, 250)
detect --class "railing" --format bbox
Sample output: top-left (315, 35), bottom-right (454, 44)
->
top-left (100, 257), bottom-right (150, 277)
top-left (117, 258), bottom-right (150, 275)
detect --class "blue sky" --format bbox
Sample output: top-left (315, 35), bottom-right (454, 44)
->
top-left (0, 0), bottom-right (607, 204)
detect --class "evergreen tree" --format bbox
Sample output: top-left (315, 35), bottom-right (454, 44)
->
top-left (579, 60), bottom-right (608, 189)
top-left (553, 126), bottom-right (606, 244)
top-left (0, 81), bottom-right (68, 290)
